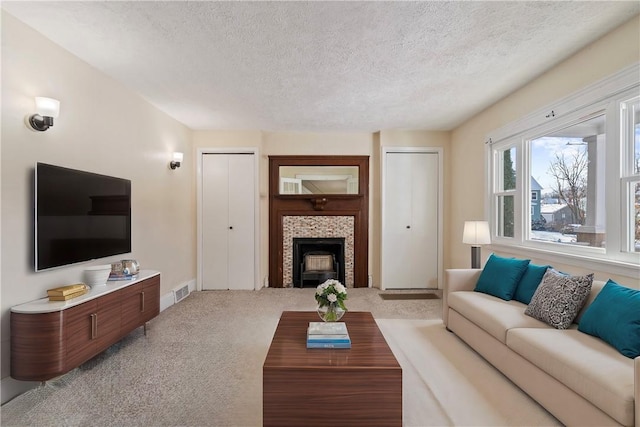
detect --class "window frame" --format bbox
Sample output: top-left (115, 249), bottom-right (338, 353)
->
top-left (620, 95), bottom-right (640, 253)
top-left (485, 64), bottom-right (640, 277)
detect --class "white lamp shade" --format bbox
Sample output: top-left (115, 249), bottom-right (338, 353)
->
top-left (463, 221), bottom-right (491, 245)
top-left (172, 152), bottom-right (184, 162)
top-left (35, 97), bottom-right (60, 118)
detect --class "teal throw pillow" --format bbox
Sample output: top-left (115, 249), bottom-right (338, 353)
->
top-left (474, 254), bottom-right (530, 301)
top-left (578, 280), bottom-right (640, 359)
top-left (514, 264), bottom-right (551, 304)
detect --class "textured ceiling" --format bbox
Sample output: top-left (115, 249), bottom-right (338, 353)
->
top-left (2, 1), bottom-right (638, 132)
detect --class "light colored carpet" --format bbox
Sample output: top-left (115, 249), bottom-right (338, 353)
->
top-left (378, 319), bottom-right (560, 427)
top-left (1, 288), bottom-right (558, 426)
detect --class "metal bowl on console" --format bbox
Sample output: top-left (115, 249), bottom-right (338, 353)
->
top-left (121, 259), bottom-right (140, 276)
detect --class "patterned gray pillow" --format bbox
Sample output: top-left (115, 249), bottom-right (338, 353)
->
top-left (524, 269), bottom-right (593, 329)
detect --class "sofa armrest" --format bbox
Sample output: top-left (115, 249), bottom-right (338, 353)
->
top-left (443, 269), bottom-right (481, 327)
top-left (633, 356), bottom-right (640, 427)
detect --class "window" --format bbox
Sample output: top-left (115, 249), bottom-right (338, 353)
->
top-left (621, 95), bottom-right (640, 252)
top-left (529, 113), bottom-right (606, 247)
top-left (487, 65), bottom-right (639, 271)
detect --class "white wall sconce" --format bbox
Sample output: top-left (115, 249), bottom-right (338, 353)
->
top-left (462, 220), bottom-right (491, 269)
top-left (170, 152), bottom-right (183, 170)
top-left (28, 97), bottom-right (60, 131)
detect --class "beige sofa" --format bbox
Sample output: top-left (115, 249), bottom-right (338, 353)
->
top-left (443, 269), bottom-right (639, 427)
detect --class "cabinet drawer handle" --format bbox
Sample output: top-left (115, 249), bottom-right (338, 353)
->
top-left (90, 313), bottom-right (97, 340)
top-left (140, 291), bottom-right (145, 312)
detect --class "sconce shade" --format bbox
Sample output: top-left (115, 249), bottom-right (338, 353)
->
top-left (28, 97), bottom-right (60, 131)
top-left (35, 97), bottom-right (60, 118)
top-left (462, 221), bottom-right (491, 245)
top-left (170, 152), bottom-right (183, 170)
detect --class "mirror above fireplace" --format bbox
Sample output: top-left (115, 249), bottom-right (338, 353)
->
top-left (279, 166), bottom-right (359, 194)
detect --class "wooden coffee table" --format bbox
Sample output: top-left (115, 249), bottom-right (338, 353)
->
top-left (263, 311), bottom-right (402, 427)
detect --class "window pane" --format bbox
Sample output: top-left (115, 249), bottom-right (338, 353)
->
top-left (529, 114), bottom-right (606, 247)
top-left (632, 99), bottom-right (640, 175)
top-left (498, 195), bottom-right (514, 237)
top-left (500, 147), bottom-right (516, 191)
top-left (634, 182), bottom-right (640, 252)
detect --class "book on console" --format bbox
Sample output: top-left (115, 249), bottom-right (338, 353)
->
top-left (47, 283), bottom-right (88, 297)
top-left (48, 289), bottom-right (88, 301)
top-left (107, 273), bottom-right (138, 281)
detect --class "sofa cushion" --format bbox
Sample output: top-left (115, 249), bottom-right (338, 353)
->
top-left (448, 291), bottom-right (551, 344)
top-left (507, 328), bottom-right (634, 427)
top-left (474, 254), bottom-right (530, 300)
top-left (513, 263), bottom-right (550, 304)
top-left (525, 269), bottom-right (593, 329)
top-left (578, 279), bottom-right (640, 359)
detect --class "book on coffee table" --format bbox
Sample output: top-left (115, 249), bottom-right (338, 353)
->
top-left (306, 341), bottom-right (351, 348)
top-left (307, 334), bottom-right (350, 343)
top-left (307, 322), bottom-right (351, 348)
top-left (308, 322), bottom-right (348, 335)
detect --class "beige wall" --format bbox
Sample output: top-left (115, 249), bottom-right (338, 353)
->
top-left (450, 15), bottom-right (640, 284)
top-left (1, 12), bottom-right (195, 400)
top-left (192, 130), bottom-right (451, 287)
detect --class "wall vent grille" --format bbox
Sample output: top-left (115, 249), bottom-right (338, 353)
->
top-left (173, 284), bottom-right (190, 303)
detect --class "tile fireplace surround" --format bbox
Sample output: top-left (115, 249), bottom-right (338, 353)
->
top-left (283, 215), bottom-right (355, 287)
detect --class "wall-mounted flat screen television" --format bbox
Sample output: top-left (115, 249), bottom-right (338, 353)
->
top-left (35, 163), bottom-right (131, 271)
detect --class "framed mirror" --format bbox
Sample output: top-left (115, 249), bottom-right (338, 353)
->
top-left (279, 166), bottom-right (359, 194)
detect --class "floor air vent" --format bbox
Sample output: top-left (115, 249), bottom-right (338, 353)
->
top-left (173, 284), bottom-right (190, 303)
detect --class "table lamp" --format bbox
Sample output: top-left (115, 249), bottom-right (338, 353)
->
top-left (462, 221), bottom-right (491, 269)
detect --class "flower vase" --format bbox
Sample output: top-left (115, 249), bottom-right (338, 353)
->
top-left (317, 302), bottom-right (345, 322)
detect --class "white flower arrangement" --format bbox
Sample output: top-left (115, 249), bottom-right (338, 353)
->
top-left (315, 279), bottom-right (348, 310)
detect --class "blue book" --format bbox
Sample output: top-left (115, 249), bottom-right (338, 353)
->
top-left (306, 341), bottom-right (351, 349)
top-left (306, 334), bottom-right (350, 343)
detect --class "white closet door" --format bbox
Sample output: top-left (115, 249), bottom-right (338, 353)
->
top-left (383, 153), bottom-right (413, 288)
top-left (227, 154), bottom-right (255, 290)
top-left (202, 154), bottom-right (229, 290)
top-left (202, 153), bottom-right (255, 290)
top-left (410, 153), bottom-right (439, 288)
top-left (383, 151), bottom-right (439, 289)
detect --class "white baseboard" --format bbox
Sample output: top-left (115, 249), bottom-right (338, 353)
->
top-left (1, 375), bottom-right (39, 405)
top-left (160, 279), bottom-right (196, 312)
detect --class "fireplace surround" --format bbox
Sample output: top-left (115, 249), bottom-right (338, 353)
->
top-left (269, 156), bottom-right (369, 288)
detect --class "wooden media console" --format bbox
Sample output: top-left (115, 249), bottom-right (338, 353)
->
top-left (10, 271), bottom-right (160, 382)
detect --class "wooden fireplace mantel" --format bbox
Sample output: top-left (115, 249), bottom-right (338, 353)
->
top-left (269, 155), bottom-right (369, 288)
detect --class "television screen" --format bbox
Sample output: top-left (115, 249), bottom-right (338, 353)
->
top-left (35, 163), bottom-right (131, 271)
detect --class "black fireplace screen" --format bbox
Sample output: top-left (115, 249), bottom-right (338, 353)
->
top-left (292, 237), bottom-right (345, 288)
